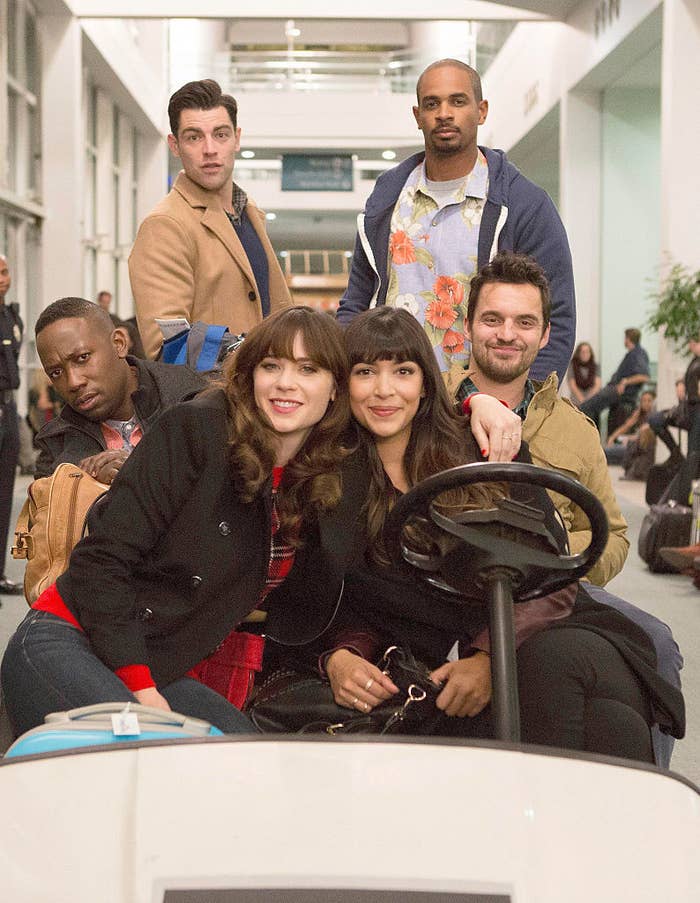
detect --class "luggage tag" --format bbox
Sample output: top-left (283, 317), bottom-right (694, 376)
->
top-left (111, 703), bottom-right (141, 737)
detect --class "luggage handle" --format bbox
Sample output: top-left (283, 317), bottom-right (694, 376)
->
top-left (44, 702), bottom-right (214, 735)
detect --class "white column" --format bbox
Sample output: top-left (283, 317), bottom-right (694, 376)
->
top-left (39, 14), bottom-right (83, 307)
top-left (559, 88), bottom-right (602, 353)
top-left (657, 0), bottom-right (700, 406)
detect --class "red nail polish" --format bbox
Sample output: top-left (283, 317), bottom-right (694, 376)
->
top-left (481, 449), bottom-right (487, 456)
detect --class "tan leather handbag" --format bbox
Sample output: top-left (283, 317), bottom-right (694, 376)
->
top-left (11, 463), bottom-right (109, 604)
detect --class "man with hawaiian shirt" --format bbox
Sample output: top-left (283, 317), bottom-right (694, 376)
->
top-left (337, 59), bottom-right (575, 385)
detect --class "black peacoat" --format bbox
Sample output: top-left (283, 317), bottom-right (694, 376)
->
top-left (57, 390), bottom-right (369, 686)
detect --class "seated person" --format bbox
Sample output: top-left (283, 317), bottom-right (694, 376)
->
top-left (1, 307), bottom-right (367, 738)
top-left (316, 305), bottom-right (683, 762)
top-left (641, 379), bottom-right (686, 463)
top-left (579, 327), bottom-right (650, 434)
top-left (567, 341), bottom-right (601, 406)
top-left (604, 389), bottom-right (656, 479)
top-left (450, 253), bottom-right (679, 764)
top-left (33, 298), bottom-right (206, 480)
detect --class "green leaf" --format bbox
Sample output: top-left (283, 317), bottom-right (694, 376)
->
top-left (646, 262), bottom-right (700, 353)
top-left (423, 322), bottom-right (442, 345)
top-left (414, 247), bottom-right (434, 268)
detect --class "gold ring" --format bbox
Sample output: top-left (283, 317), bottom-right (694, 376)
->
top-left (364, 678), bottom-right (374, 691)
top-left (352, 696), bottom-right (359, 707)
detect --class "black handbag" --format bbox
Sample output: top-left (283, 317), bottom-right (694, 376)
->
top-left (247, 646), bottom-right (443, 736)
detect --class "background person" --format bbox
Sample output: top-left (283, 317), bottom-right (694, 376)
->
top-left (566, 341), bottom-right (601, 405)
top-left (579, 327), bottom-right (650, 434)
top-left (96, 290), bottom-right (112, 312)
top-left (0, 254), bottom-right (23, 596)
top-left (641, 378), bottom-right (686, 464)
top-left (1, 307), bottom-right (366, 738)
top-left (604, 389), bottom-right (656, 479)
top-left (129, 79), bottom-right (291, 359)
top-left (336, 58), bottom-right (575, 386)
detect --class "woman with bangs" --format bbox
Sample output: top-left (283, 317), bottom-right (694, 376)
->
top-left (2, 306), bottom-right (369, 738)
top-left (317, 306), bottom-right (680, 761)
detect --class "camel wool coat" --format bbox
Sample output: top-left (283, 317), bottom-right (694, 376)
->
top-left (129, 172), bottom-right (291, 358)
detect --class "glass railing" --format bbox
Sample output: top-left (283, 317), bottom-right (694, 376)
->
top-left (174, 49), bottom-right (422, 95)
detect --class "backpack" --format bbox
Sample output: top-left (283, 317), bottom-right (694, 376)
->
top-left (161, 321), bottom-right (244, 373)
top-left (11, 463), bottom-right (109, 604)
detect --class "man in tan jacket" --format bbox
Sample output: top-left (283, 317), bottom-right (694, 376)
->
top-left (129, 79), bottom-right (291, 359)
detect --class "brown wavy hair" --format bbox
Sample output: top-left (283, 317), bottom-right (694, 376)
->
top-left (344, 307), bottom-right (502, 563)
top-left (219, 306), bottom-right (350, 543)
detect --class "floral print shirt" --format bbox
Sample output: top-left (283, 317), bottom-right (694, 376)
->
top-left (385, 152), bottom-right (489, 372)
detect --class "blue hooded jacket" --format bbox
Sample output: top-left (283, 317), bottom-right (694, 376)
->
top-left (337, 147), bottom-right (575, 383)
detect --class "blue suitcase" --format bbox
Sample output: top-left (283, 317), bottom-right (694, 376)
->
top-left (5, 702), bottom-right (222, 757)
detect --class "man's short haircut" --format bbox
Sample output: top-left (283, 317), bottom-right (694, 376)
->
top-left (168, 79), bottom-right (238, 136)
top-left (467, 251), bottom-right (551, 330)
top-left (625, 328), bottom-right (641, 346)
top-left (35, 297), bottom-right (114, 338)
top-left (416, 59), bottom-right (483, 104)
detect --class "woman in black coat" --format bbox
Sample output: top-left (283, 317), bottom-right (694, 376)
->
top-left (319, 307), bottom-right (683, 761)
top-left (2, 307), bottom-right (368, 737)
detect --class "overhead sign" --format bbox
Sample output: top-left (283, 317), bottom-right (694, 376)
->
top-left (282, 154), bottom-right (354, 191)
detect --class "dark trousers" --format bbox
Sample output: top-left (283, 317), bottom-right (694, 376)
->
top-left (647, 408), bottom-right (682, 455)
top-left (516, 627), bottom-right (654, 763)
top-left (0, 398), bottom-right (19, 573)
top-left (426, 627), bottom-right (655, 764)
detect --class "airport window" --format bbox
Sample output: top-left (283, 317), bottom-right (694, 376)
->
top-left (4, 0), bottom-right (40, 198)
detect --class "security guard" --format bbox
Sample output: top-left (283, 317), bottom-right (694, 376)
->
top-left (0, 254), bottom-right (24, 595)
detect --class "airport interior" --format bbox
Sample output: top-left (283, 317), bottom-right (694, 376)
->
top-left (0, 2), bottom-right (699, 899)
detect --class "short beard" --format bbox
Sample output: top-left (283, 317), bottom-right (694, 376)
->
top-left (470, 347), bottom-right (534, 384)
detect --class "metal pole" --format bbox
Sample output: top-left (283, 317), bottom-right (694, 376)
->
top-left (486, 570), bottom-right (521, 742)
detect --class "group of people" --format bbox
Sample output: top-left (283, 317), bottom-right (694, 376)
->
top-left (0, 61), bottom-right (688, 767)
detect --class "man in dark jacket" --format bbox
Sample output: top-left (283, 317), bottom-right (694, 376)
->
top-left (34, 298), bottom-right (206, 479)
top-left (0, 254), bottom-right (24, 595)
top-left (579, 327), bottom-right (650, 432)
top-left (337, 59), bottom-right (575, 385)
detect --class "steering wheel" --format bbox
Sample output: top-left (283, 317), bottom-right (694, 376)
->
top-left (385, 462), bottom-right (608, 602)
top-left (384, 462), bottom-right (609, 742)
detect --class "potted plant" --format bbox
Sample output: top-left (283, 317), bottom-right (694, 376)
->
top-left (647, 262), bottom-right (700, 351)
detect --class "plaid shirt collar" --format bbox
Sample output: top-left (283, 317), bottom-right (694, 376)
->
top-left (457, 375), bottom-right (536, 420)
top-left (229, 182), bottom-right (248, 224)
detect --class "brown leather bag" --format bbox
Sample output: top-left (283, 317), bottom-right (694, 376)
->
top-left (11, 463), bottom-right (109, 604)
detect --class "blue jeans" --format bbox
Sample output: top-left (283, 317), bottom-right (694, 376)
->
top-left (1, 611), bottom-right (256, 738)
top-left (584, 584), bottom-right (683, 768)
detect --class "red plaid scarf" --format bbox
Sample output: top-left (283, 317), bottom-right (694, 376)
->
top-left (189, 466), bottom-right (298, 708)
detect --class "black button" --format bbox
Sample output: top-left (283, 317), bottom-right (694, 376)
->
top-left (218, 521), bottom-right (231, 536)
top-left (191, 575), bottom-right (203, 588)
top-left (139, 607), bottom-right (153, 622)
top-left (248, 291), bottom-right (256, 301)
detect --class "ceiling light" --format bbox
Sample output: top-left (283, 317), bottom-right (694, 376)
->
top-left (382, 150), bottom-right (397, 161)
top-left (240, 150), bottom-right (255, 159)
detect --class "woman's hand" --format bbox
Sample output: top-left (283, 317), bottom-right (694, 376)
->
top-left (326, 649), bottom-right (399, 711)
top-left (134, 687), bottom-right (172, 711)
top-left (467, 395), bottom-right (522, 462)
top-left (430, 652), bottom-right (492, 717)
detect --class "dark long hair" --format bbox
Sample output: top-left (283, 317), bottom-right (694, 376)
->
top-left (219, 306), bottom-right (350, 543)
top-left (344, 307), bottom-right (498, 562)
top-left (571, 342), bottom-right (597, 391)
